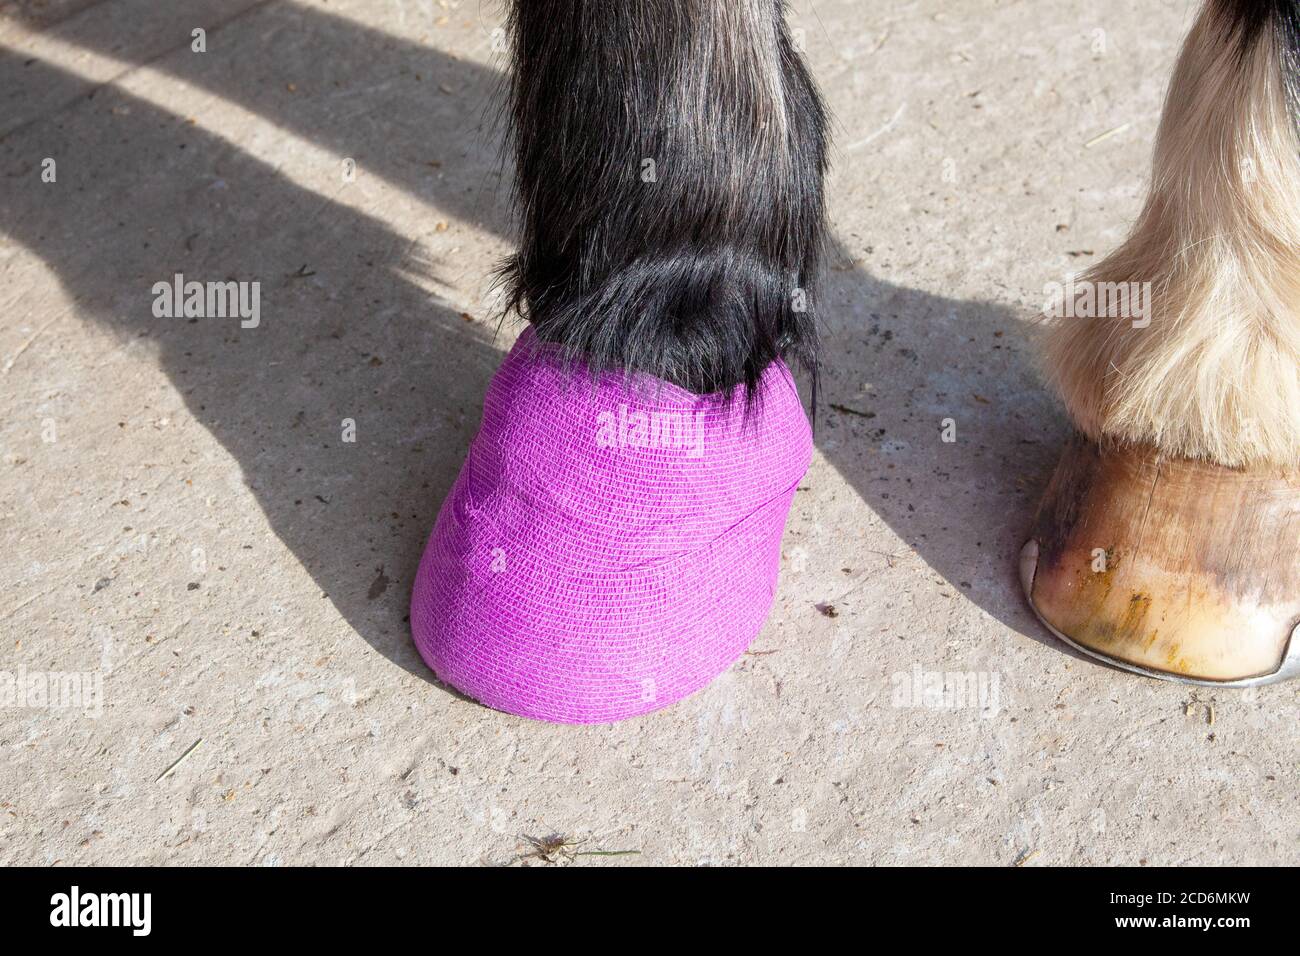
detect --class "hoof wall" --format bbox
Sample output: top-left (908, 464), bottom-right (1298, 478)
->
top-left (1021, 435), bottom-right (1300, 686)
top-left (410, 329), bottom-right (813, 723)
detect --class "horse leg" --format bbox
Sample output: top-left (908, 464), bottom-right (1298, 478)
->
top-left (409, 1), bottom-right (831, 721)
top-left (1023, 0), bottom-right (1300, 684)
top-left (502, 0), bottom-right (828, 395)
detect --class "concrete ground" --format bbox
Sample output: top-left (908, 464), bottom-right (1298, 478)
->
top-left (0, 0), bottom-right (1295, 866)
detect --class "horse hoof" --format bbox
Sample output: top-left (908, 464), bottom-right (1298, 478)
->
top-left (1020, 434), bottom-right (1300, 686)
top-left (409, 328), bottom-right (813, 723)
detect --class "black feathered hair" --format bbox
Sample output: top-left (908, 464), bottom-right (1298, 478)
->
top-left (499, 0), bottom-right (829, 399)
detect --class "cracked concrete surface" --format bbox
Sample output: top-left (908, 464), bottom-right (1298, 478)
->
top-left (0, 0), bottom-right (1295, 866)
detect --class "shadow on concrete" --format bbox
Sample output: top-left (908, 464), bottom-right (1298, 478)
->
top-left (0, 0), bottom-right (1070, 688)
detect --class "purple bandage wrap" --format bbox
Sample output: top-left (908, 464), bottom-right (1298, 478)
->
top-left (410, 329), bottom-right (812, 723)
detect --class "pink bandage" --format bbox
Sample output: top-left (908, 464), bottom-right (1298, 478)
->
top-left (410, 329), bottom-right (812, 723)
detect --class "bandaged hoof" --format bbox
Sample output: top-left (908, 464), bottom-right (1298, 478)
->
top-left (1021, 434), bottom-right (1300, 686)
top-left (410, 329), bottom-right (813, 722)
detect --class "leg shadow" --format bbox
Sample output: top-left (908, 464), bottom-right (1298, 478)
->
top-left (812, 245), bottom-right (1074, 644)
top-left (0, 45), bottom-right (508, 680)
top-left (1, 2), bottom-right (1067, 685)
